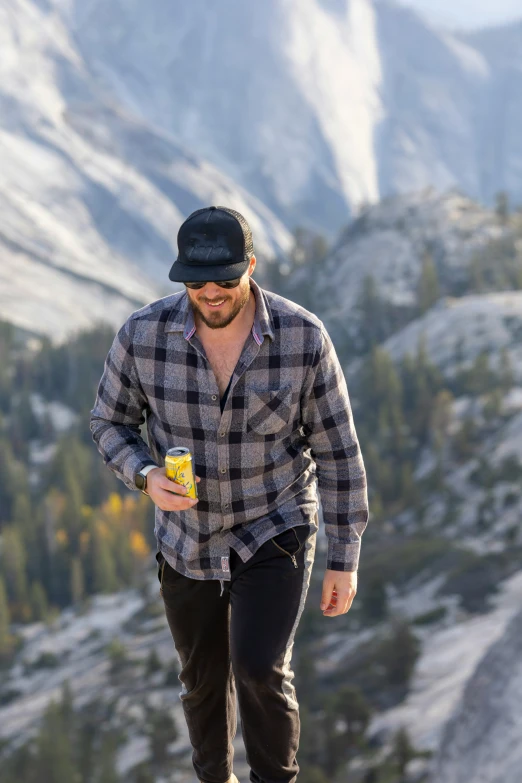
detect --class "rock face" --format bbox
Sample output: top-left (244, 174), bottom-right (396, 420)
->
top-left (381, 291), bottom-right (522, 381)
top-left (312, 188), bottom-right (513, 351)
top-left (55, 0), bottom-right (522, 234)
top-left (368, 573), bottom-right (522, 766)
top-left (0, 0), bottom-right (291, 343)
top-left (2, 0), bottom-right (522, 342)
top-left (375, 4), bottom-right (522, 206)
top-left (431, 602), bottom-right (522, 783)
top-left (59, 0), bottom-right (384, 237)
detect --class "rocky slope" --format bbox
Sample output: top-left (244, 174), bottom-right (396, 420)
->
top-left (430, 598), bottom-right (522, 782)
top-left (52, 0), bottom-right (522, 235)
top-left (57, 0), bottom-right (384, 237)
top-left (311, 188), bottom-right (515, 351)
top-left (2, 0), bottom-right (521, 344)
top-left (0, 0), bottom-right (291, 343)
top-left (381, 291), bottom-right (522, 380)
top-left (369, 572), bottom-right (522, 772)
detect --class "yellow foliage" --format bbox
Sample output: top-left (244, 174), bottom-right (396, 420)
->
top-left (130, 531), bottom-right (149, 559)
top-left (138, 493), bottom-right (149, 509)
top-left (45, 489), bottom-right (67, 522)
top-left (121, 495), bottom-right (139, 529)
top-left (80, 531), bottom-right (90, 554)
top-left (81, 505), bottom-right (93, 518)
top-left (56, 529), bottom-right (68, 546)
top-left (123, 495), bottom-right (137, 514)
top-left (96, 521), bottom-right (110, 540)
top-left (105, 493), bottom-right (123, 519)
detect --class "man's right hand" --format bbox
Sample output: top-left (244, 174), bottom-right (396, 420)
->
top-left (145, 468), bottom-right (200, 511)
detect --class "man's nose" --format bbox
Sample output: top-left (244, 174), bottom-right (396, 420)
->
top-left (204, 282), bottom-right (225, 297)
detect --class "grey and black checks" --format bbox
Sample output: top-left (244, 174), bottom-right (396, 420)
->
top-left (90, 279), bottom-right (369, 579)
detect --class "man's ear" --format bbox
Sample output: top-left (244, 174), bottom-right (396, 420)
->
top-left (248, 255), bottom-right (256, 276)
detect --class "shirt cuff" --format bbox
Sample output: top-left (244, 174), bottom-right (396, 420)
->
top-left (122, 453), bottom-right (159, 491)
top-left (326, 537), bottom-right (361, 572)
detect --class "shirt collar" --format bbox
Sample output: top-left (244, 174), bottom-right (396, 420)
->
top-left (164, 278), bottom-right (275, 343)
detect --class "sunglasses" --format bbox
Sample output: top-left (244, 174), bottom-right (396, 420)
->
top-left (184, 278), bottom-right (242, 290)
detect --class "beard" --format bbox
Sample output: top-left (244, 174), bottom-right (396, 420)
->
top-left (189, 280), bottom-right (252, 329)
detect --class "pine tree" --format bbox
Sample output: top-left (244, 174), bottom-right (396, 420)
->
top-left (90, 524), bottom-right (117, 594)
top-left (29, 582), bottom-right (48, 622)
top-left (134, 766), bottom-right (155, 783)
top-left (499, 347), bottom-right (515, 393)
top-left (453, 416), bottom-right (478, 461)
top-left (381, 620), bottom-right (420, 689)
top-left (465, 351), bottom-right (495, 395)
top-left (322, 685), bottom-right (372, 775)
top-left (0, 321), bottom-right (14, 411)
top-left (34, 699), bottom-right (80, 783)
top-left (107, 637), bottom-right (128, 684)
top-left (295, 649), bottom-right (320, 711)
top-left (430, 390), bottom-right (453, 452)
top-left (358, 345), bottom-right (407, 471)
top-left (70, 558), bottom-right (85, 605)
top-left (61, 463), bottom-right (85, 556)
top-left (0, 576), bottom-right (13, 658)
top-left (13, 388), bottom-right (41, 445)
top-left (360, 346), bottom-right (403, 424)
top-left (496, 191), bottom-right (510, 225)
top-left (297, 767), bottom-right (329, 783)
top-left (1, 525), bottom-right (28, 610)
top-left (1, 742), bottom-right (36, 783)
top-left (361, 576), bottom-right (388, 623)
top-left (12, 493), bottom-right (32, 537)
top-left (469, 252), bottom-right (485, 292)
top-left (60, 680), bottom-right (75, 727)
top-left (297, 704), bottom-right (324, 767)
top-left (146, 706), bottom-right (178, 766)
top-left (0, 438), bottom-right (17, 524)
top-left (392, 726), bottom-right (416, 775)
top-left (96, 733), bottom-right (120, 783)
top-left (145, 648), bottom-right (161, 678)
top-left (76, 699), bottom-right (102, 782)
top-left (483, 388), bottom-right (504, 421)
top-left (355, 274), bottom-right (389, 352)
top-left (417, 251), bottom-right (440, 314)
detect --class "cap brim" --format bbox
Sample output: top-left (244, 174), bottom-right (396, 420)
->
top-left (168, 258), bottom-right (249, 283)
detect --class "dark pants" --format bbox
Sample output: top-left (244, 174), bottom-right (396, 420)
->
top-left (156, 522), bottom-right (317, 783)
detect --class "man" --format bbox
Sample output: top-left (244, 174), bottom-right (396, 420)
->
top-left (90, 206), bottom-right (369, 783)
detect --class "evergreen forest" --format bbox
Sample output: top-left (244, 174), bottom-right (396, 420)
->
top-left (2, 198), bottom-right (522, 781)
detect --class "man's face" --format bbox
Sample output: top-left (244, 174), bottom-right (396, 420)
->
top-left (186, 268), bottom-right (253, 330)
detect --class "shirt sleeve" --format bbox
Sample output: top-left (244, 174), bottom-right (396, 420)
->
top-left (301, 326), bottom-right (369, 572)
top-left (89, 318), bottom-right (158, 491)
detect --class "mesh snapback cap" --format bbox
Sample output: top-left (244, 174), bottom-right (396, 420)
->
top-left (168, 206), bottom-right (254, 283)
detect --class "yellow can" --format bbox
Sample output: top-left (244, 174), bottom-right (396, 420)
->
top-left (165, 447), bottom-right (198, 499)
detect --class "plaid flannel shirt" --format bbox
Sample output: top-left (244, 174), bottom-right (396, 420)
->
top-left (89, 278), bottom-right (369, 580)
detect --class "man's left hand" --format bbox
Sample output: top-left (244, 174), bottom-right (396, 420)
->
top-left (320, 569), bottom-right (357, 617)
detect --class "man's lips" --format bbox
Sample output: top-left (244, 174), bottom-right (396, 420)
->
top-left (203, 299), bottom-right (227, 309)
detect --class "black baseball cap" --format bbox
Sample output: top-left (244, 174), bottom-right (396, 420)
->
top-left (168, 206), bottom-right (254, 283)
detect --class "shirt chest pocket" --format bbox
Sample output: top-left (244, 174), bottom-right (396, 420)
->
top-left (246, 386), bottom-right (297, 435)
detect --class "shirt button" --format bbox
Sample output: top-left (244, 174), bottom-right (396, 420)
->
top-left (224, 503), bottom-right (230, 509)
top-left (211, 395), bottom-right (217, 401)
top-left (220, 468), bottom-right (226, 474)
top-left (219, 431), bottom-right (226, 437)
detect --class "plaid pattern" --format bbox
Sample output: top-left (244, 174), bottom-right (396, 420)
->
top-left (89, 278), bottom-right (369, 579)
